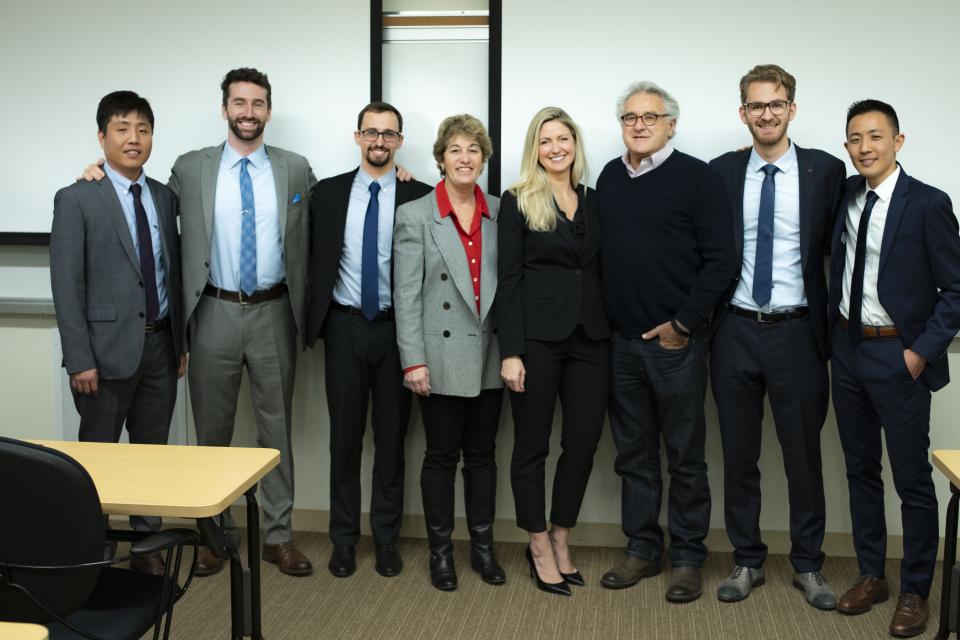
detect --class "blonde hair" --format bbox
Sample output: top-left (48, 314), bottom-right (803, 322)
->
top-left (509, 107), bottom-right (588, 232)
top-left (432, 114), bottom-right (493, 177)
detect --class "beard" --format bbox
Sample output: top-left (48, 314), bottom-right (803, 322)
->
top-left (749, 118), bottom-right (788, 147)
top-left (229, 116), bottom-right (266, 141)
top-left (365, 145), bottom-right (392, 167)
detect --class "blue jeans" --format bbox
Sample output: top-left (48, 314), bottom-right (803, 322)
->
top-left (608, 333), bottom-right (710, 566)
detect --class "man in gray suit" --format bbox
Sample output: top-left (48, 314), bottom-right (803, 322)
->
top-left (51, 91), bottom-right (185, 576)
top-left (84, 68), bottom-right (316, 576)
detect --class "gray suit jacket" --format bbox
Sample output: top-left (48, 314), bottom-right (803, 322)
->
top-left (393, 190), bottom-right (502, 397)
top-left (168, 144), bottom-right (316, 348)
top-left (50, 177), bottom-right (183, 379)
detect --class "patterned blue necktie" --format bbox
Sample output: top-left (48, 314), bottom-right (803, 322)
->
top-left (752, 163), bottom-right (779, 308)
top-left (361, 180), bottom-right (381, 321)
top-left (239, 157), bottom-right (257, 297)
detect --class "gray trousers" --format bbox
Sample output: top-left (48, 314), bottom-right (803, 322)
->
top-left (73, 326), bottom-right (178, 532)
top-left (188, 293), bottom-right (297, 546)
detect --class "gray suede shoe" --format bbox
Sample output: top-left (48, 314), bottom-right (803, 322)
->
top-left (717, 565), bottom-right (765, 602)
top-left (793, 571), bottom-right (838, 610)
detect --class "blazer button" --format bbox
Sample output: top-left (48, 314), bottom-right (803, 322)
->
top-left (443, 302), bottom-right (451, 310)
top-left (139, 311), bottom-right (145, 318)
top-left (440, 273), bottom-right (448, 281)
top-left (443, 330), bottom-right (451, 338)
top-left (493, 328), bottom-right (498, 335)
top-left (204, 261), bottom-right (210, 268)
top-left (195, 290), bottom-right (201, 297)
top-left (139, 280), bottom-right (144, 287)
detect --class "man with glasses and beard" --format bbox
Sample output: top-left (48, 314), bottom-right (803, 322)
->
top-left (709, 64), bottom-right (845, 608)
top-left (307, 102), bottom-right (431, 578)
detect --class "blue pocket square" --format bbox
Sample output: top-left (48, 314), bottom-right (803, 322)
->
top-left (290, 193), bottom-right (302, 204)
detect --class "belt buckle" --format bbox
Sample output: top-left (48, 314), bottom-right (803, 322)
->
top-left (238, 290), bottom-right (250, 306)
top-left (755, 310), bottom-right (772, 324)
top-left (145, 321), bottom-right (155, 333)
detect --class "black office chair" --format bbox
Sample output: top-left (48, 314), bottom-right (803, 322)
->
top-left (0, 436), bottom-right (200, 640)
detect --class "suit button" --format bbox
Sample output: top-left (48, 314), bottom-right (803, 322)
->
top-left (440, 273), bottom-right (448, 281)
top-left (575, 269), bottom-right (582, 275)
top-left (195, 290), bottom-right (201, 297)
top-left (443, 330), bottom-right (450, 338)
top-left (493, 328), bottom-right (498, 335)
top-left (204, 261), bottom-right (210, 268)
top-left (139, 280), bottom-right (144, 287)
top-left (443, 302), bottom-right (451, 310)
top-left (139, 311), bottom-right (145, 318)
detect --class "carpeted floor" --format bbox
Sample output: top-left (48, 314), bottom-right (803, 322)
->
top-left (155, 531), bottom-right (944, 639)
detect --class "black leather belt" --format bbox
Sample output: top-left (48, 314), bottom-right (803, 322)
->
top-left (203, 282), bottom-right (287, 304)
top-left (145, 316), bottom-right (170, 333)
top-left (729, 305), bottom-right (809, 324)
top-left (331, 301), bottom-right (394, 321)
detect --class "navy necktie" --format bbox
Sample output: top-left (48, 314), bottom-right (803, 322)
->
top-left (239, 158), bottom-right (258, 297)
top-left (361, 181), bottom-right (381, 321)
top-left (129, 183), bottom-right (160, 322)
top-left (848, 190), bottom-right (880, 342)
top-left (752, 163), bottom-right (779, 308)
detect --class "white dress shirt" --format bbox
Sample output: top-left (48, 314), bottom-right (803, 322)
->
top-left (210, 143), bottom-right (283, 291)
top-left (839, 166), bottom-right (901, 326)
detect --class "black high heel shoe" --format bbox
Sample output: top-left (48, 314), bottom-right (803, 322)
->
top-left (525, 547), bottom-right (571, 596)
top-left (561, 570), bottom-right (585, 587)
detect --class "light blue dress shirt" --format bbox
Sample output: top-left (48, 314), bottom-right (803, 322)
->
top-left (210, 144), bottom-right (283, 291)
top-left (731, 143), bottom-right (806, 311)
top-left (332, 168), bottom-right (397, 310)
top-left (103, 161), bottom-right (169, 319)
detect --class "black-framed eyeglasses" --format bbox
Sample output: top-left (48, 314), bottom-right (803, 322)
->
top-left (359, 128), bottom-right (401, 143)
top-left (743, 100), bottom-right (791, 117)
top-left (620, 112), bottom-right (670, 127)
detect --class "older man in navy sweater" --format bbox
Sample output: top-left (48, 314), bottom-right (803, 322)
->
top-left (598, 81), bottom-right (737, 603)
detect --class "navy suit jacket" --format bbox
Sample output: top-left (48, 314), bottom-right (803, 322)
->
top-left (710, 145), bottom-right (845, 362)
top-left (828, 166), bottom-right (960, 391)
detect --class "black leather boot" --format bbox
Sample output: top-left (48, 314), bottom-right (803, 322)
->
top-left (421, 472), bottom-right (457, 591)
top-left (463, 467), bottom-right (506, 585)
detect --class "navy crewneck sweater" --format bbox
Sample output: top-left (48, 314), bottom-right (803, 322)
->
top-left (597, 150), bottom-right (737, 338)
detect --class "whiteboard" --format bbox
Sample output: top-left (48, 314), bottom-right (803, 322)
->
top-left (0, 0), bottom-right (369, 233)
top-left (501, 0), bottom-right (960, 201)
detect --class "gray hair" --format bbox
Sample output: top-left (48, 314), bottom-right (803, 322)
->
top-left (616, 81), bottom-right (680, 121)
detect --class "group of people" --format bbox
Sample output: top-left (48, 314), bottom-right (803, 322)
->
top-left (51, 63), bottom-right (960, 639)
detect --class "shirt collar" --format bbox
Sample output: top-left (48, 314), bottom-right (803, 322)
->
top-left (221, 142), bottom-right (268, 170)
top-left (867, 165), bottom-right (901, 203)
top-left (357, 166), bottom-right (397, 192)
top-left (435, 180), bottom-right (490, 219)
top-left (621, 143), bottom-right (674, 176)
top-left (103, 160), bottom-right (146, 193)
top-left (748, 140), bottom-right (797, 175)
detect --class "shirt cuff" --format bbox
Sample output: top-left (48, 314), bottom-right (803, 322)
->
top-left (403, 364), bottom-right (426, 374)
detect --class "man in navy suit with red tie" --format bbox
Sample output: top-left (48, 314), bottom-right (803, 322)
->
top-left (830, 99), bottom-right (960, 638)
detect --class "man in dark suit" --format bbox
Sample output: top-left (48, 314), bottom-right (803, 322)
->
top-left (709, 65), bottom-right (845, 608)
top-left (50, 91), bottom-right (185, 576)
top-left (307, 102), bottom-right (432, 578)
top-left (830, 99), bottom-right (960, 638)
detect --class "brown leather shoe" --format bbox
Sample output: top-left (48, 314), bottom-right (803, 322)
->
top-left (130, 554), bottom-right (165, 577)
top-left (600, 555), bottom-right (661, 589)
top-left (263, 542), bottom-right (313, 576)
top-left (195, 546), bottom-right (225, 577)
top-left (838, 575), bottom-right (889, 614)
top-left (665, 565), bottom-right (703, 603)
top-left (889, 593), bottom-right (928, 638)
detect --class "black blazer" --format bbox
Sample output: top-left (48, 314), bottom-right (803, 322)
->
top-left (829, 167), bottom-right (960, 391)
top-left (710, 144), bottom-right (845, 362)
top-left (306, 168), bottom-right (433, 347)
top-left (496, 186), bottom-right (611, 358)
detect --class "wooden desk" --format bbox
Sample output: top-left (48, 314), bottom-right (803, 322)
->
top-left (0, 622), bottom-right (49, 640)
top-left (30, 440), bottom-right (279, 640)
top-left (933, 450), bottom-right (960, 639)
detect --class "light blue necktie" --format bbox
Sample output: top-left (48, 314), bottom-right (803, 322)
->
top-left (361, 181), bottom-right (381, 320)
top-left (239, 157), bottom-right (257, 297)
top-left (752, 163), bottom-right (779, 308)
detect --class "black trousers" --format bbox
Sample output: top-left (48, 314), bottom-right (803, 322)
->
top-left (509, 328), bottom-right (609, 532)
top-left (419, 389), bottom-right (503, 476)
top-left (709, 311), bottom-right (828, 573)
top-left (324, 308), bottom-right (411, 546)
top-left (831, 324), bottom-right (938, 598)
top-left (73, 326), bottom-right (177, 532)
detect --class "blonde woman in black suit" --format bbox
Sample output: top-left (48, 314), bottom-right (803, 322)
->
top-left (393, 114), bottom-right (504, 592)
top-left (497, 107), bottom-right (611, 596)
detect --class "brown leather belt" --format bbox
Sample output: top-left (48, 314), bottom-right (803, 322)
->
top-left (330, 301), bottom-right (394, 321)
top-left (203, 282), bottom-right (287, 304)
top-left (729, 305), bottom-right (809, 324)
top-left (839, 315), bottom-right (900, 339)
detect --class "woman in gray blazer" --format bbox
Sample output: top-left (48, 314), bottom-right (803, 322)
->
top-left (393, 114), bottom-right (504, 592)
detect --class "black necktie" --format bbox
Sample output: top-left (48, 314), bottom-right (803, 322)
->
top-left (848, 190), bottom-right (879, 342)
top-left (130, 183), bottom-right (160, 323)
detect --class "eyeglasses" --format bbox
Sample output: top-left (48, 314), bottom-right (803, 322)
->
top-left (742, 100), bottom-right (791, 117)
top-left (620, 112), bottom-right (670, 127)
top-left (359, 128), bottom-right (401, 143)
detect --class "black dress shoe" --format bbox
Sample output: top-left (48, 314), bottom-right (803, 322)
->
top-left (525, 547), bottom-right (570, 596)
top-left (328, 544), bottom-right (356, 577)
top-left (470, 548), bottom-right (506, 585)
top-left (375, 543), bottom-right (403, 577)
top-left (561, 570), bottom-right (586, 587)
top-left (430, 546), bottom-right (458, 591)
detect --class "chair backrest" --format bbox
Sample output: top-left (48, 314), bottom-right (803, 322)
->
top-left (0, 437), bottom-right (105, 623)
